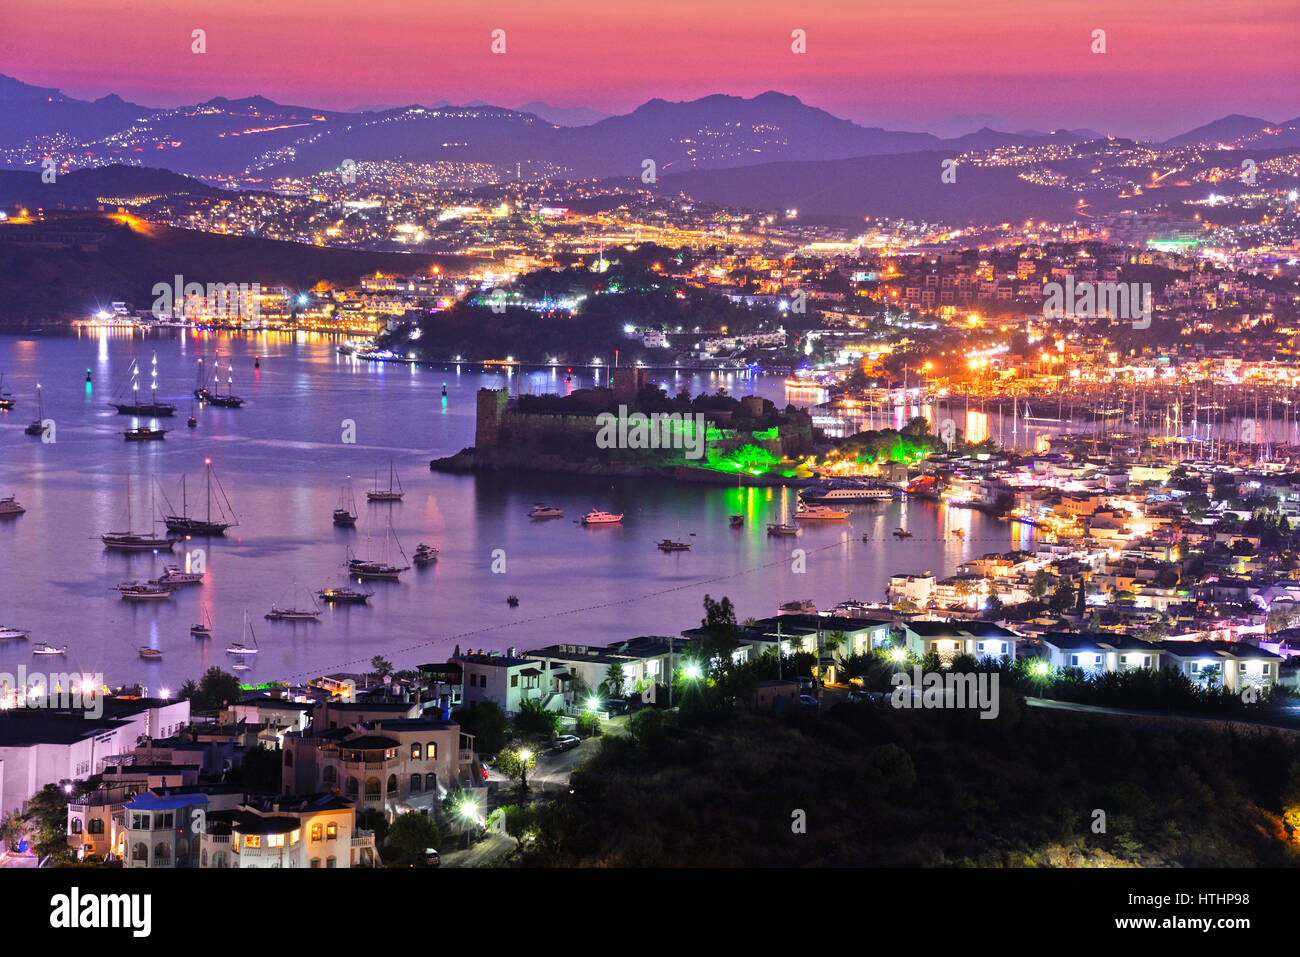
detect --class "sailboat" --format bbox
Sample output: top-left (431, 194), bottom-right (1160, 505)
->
top-left (333, 478), bottom-right (358, 527)
top-left (191, 604), bottom-right (214, 639)
top-left (0, 373), bottom-right (14, 410)
top-left (110, 354), bottom-right (176, 416)
top-left (102, 473), bottom-right (181, 551)
top-left (23, 384), bottom-right (45, 436)
top-left (206, 360), bottom-right (244, 408)
top-left (266, 581), bottom-right (322, 621)
top-left (347, 523), bottom-right (411, 580)
top-left (767, 494), bottom-right (800, 537)
top-left (163, 459), bottom-right (238, 535)
top-left (366, 459), bottom-right (404, 502)
top-left (226, 611), bottom-right (260, 656)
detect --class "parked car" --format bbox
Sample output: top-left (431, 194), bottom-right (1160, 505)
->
top-left (848, 688), bottom-right (884, 704)
top-left (604, 698), bottom-right (628, 715)
top-left (798, 694), bottom-right (820, 711)
top-left (552, 734), bottom-right (581, 751)
top-left (424, 848), bottom-right (440, 867)
top-left (796, 676), bottom-right (816, 692)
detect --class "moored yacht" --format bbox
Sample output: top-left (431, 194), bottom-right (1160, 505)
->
top-left (795, 503), bottom-right (851, 521)
top-left (0, 626), bottom-right (30, 640)
top-left (582, 509), bottom-right (623, 525)
top-left (0, 495), bottom-right (25, 516)
top-left (317, 586), bottom-right (373, 604)
top-left (32, 642), bottom-right (67, 656)
top-left (159, 564), bottom-right (203, 586)
top-left (766, 523), bottom-right (800, 537)
top-left (116, 580), bottom-right (173, 601)
top-left (528, 504), bottom-right (564, 519)
top-left (413, 543), bottom-right (439, 565)
top-left (800, 482), bottom-right (892, 502)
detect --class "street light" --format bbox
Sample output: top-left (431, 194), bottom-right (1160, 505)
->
top-left (586, 696), bottom-right (601, 712)
top-left (518, 748), bottom-right (534, 792)
top-left (683, 663), bottom-right (703, 680)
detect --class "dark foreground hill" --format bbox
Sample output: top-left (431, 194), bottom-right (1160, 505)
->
top-left (0, 213), bottom-right (478, 325)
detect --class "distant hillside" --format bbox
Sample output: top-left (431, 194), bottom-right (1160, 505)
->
top-left (0, 212), bottom-right (482, 326)
top-left (0, 165), bottom-right (222, 209)
top-left (0, 75), bottom-right (1189, 179)
top-left (659, 150), bottom-right (1088, 226)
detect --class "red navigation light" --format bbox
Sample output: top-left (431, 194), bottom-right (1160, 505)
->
top-left (204, 458), bottom-right (211, 465)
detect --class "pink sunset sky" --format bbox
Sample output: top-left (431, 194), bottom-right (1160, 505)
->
top-left (2, 0), bottom-right (1297, 139)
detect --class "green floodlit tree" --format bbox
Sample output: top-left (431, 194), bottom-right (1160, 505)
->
top-left (498, 747), bottom-right (538, 792)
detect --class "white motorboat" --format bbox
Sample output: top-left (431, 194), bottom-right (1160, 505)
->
top-left (159, 564), bottom-right (203, 586)
top-left (795, 503), bottom-right (851, 521)
top-left (116, 581), bottom-right (173, 601)
top-left (0, 626), bottom-right (30, 640)
top-left (529, 504), bottom-right (564, 519)
top-left (0, 495), bottom-right (25, 516)
top-left (32, 642), bottom-right (67, 656)
top-left (582, 509), bottom-right (623, 525)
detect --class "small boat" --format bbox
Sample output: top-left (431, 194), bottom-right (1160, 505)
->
top-left (317, 586), bottom-right (373, 604)
top-left (0, 373), bottom-right (14, 410)
top-left (111, 354), bottom-right (177, 416)
top-left (231, 662), bottom-right (252, 673)
top-left (441, 384), bottom-right (447, 397)
top-left (102, 532), bottom-right (180, 551)
top-left (348, 558), bottom-right (408, 580)
top-left (582, 509), bottom-right (623, 525)
top-left (266, 606), bottom-right (321, 621)
top-left (795, 503), bottom-right (851, 521)
top-left (729, 514), bottom-right (744, 528)
top-left (159, 564), bottom-right (203, 586)
top-left (187, 415), bottom-right (197, 428)
top-left (103, 475), bottom-right (182, 551)
top-left (861, 533), bottom-right (870, 542)
top-left (122, 426), bottom-right (169, 442)
top-left (116, 580), bottom-right (173, 601)
top-left (191, 605), bottom-right (214, 639)
top-left (952, 528), bottom-right (966, 539)
top-left (227, 611), bottom-right (260, 654)
top-left (766, 523), bottom-right (800, 537)
top-left (657, 539), bottom-right (691, 551)
top-left (333, 479), bottom-right (358, 527)
top-left (0, 626), bottom-right (30, 640)
top-left (0, 495), bottom-right (26, 516)
top-left (413, 543), bottom-right (439, 565)
top-left (198, 359), bottom-right (244, 407)
top-left (32, 642), bottom-right (67, 656)
top-left (893, 528), bottom-right (914, 538)
top-left (529, 504), bottom-right (564, 519)
top-left (163, 460), bottom-right (238, 535)
top-left (506, 595), bottom-right (519, 607)
top-left (23, 384), bottom-right (45, 436)
top-left (366, 459), bottom-right (404, 502)
top-left (138, 647), bottom-right (163, 660)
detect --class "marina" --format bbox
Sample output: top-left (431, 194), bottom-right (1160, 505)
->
top-left (0, 331), bottom-right (1014, 685)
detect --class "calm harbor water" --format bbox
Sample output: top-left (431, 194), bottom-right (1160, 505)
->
top-left (0, 330), bottom-right (1022, 690)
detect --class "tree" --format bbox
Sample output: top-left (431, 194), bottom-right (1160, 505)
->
top-left (182, 667), bottom-right (243, 712)
top-left (0, 810), bottom-right (25, 851)
top-left (371, 656), bottom-right (394, 680)
top-left (387, 812), bottom-right (440, 867)
top-left (234, 744), bottom-right (282, 793)
top-left (498, 747), bottom-right (538, 792)
top-left (604, 662), bottom-right (626, 699)
top-left (454, 701), bottom-right (507, 754)
top-left (1030, 570), bottom-right (1052, 602)
top-left (502, 804), bottom-right (538, 849)
top-left (575, 712), bottom-right (601, 737)
top-left (23, 784), bottom-right (69, 860)
top-left (513, 699), bottom-right (561, 738)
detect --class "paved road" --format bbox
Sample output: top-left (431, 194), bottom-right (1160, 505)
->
top-left (442, 832), bottom-right (513, 868)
